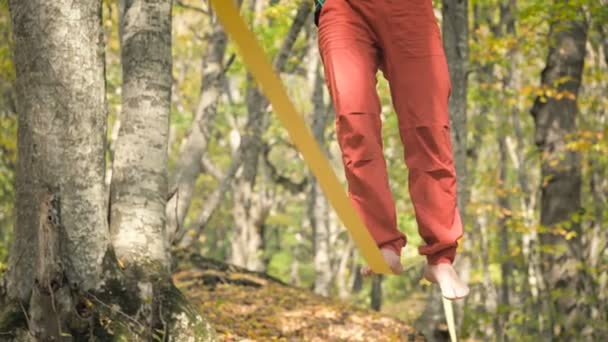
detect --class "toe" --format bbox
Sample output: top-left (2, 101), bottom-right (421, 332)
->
top-left (441, 284), bottom-right (457, 300)
top-left (391, 262), bottom-right (404, 275)
top-left (457, 284), bottom-right (470, 299)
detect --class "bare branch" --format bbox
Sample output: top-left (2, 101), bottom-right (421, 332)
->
top-left (176, 148), bottom-right (245, 247)
top-left (221, 54), bottom-right (236, 77)
top-left (200, 156), bottom-right (224, 180)
top-left (262, 143), bottom-right (308, 194)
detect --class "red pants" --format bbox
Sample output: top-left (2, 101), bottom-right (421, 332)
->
top-left (318, 0), bottom-right (462, 264)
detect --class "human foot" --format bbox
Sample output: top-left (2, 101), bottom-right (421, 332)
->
top-left (423, 263), bottom-right (469, 300)
top-left (361, 249), bottom-right (403, 276)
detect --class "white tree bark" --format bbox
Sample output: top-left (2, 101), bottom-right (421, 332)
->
top-left (1, 1), bottom-right (217, 340)
top-left (2, 0), bottom-right (109, 339)
top-left (6, 0), bottom-right (109, 307)
top-left (111, 0), bottom-right (172, 269)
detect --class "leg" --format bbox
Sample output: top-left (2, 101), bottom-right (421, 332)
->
top-left (318, 0), bottom-right (406, 273)
top-left (392, 55), bottom-right (462, 266)
top-left (377, 0), bottom-right (468, 298)
top-left (389, 55), bottom-right (469, 299)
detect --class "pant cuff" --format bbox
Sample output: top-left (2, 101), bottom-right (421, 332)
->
top-left (379, 237), bottom-right (406, 256)
top-left (426, 246), bottom-right (456, 265)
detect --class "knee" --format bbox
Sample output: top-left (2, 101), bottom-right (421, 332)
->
top-left (336, 112), bottom-right (382, 167)
top-left (403, 124), bottom-right (454, 172)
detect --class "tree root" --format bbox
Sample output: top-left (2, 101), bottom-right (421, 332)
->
top-left (0, 252), bottom-right (217, 341)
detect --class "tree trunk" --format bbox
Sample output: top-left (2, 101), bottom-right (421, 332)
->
top-left (503, 15), bottom-right (544, 332)
top-left (442, 1), bottom-right (471, 333)
top-left (496, 126), bottom-right (511, 342)
top-left (496, 3), bottom-right (516, 339)
top-left (443, 0), bottom-right (469, 214)
top-left (336, 239), bottom-right (354, 299)
top-left (530, 5), bottom-right (587, 338)
top-left (419, 0), bottom-right (469, 338)
top-left (110, 1), bottom-right (216, 339)
top-left (507, 79), bottom-right (544, 336)
top-left (166, 1), bottom-right (243, 245)
top-left (1, 1), bottom-right (216, 340)
top-left (229, 1), bottom-right (312, 271)
top-left (370, 275), bottom-right (383, 312)
top-left (112, 0), bottom-right (172, 272)
top-left (2, 0), bottom-right (110, 338)
top-left (307, 29), bottom-right (333, 296)
top-left (476, 208), bottom-right (498, 338)
top-left (5, 0), bottom-right (110, 303)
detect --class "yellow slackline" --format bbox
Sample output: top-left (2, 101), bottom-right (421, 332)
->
top-left (443, 296), bottom-right (457, 342)
top-left (208, 0), bottom-right (391, 275)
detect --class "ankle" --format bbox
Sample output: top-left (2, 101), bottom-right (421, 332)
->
top-left (427, 256), bottom-right (453, 266)
top-left (379, 245), bottom-right (401, 257)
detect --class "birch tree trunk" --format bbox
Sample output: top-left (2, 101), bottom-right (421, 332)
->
top-left (0, 0), bottom-right (111, 339)
top-left (112, 0), bottom-right (172, 272)
top-left (109, 1), bottom-right (216, 339)
top-left (0, 1), bottom-right (216, 340)
top-left (530, 5), bottom-right (588, 338)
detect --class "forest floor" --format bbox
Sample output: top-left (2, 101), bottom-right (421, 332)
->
top-left (173, 254), bottom-right (428, 342)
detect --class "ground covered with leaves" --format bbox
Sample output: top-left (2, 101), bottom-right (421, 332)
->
top-left (173, 254), bottom-right (426, 341)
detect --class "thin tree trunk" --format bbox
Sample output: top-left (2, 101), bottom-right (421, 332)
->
top-left (530, 5), bottom-right (587, 338)
top-left (598, 17), bottom-right (608, 67)
top-left (370, 275), bottom-right (383, 312)
top-left (477, 208), bottom-right (499, 339)
top-left (471, 3), bottom-right (498, 331)
top-left (419, 0), bottom-right (469, 338)
top-left (442, 0), bottom-right (471, 333)
top-left (583, 36), bottom-right (608, 338)
top-left (111, 0), bottom-right (215, 339)
top-left (165, 1), bottom-right (243, 244)
top-left (443, 0), bottom-right (469, 214)
top-left (495, 3), bottom-right (516, 339)
top-left (496, 127), bottom-right (511, 342)
top-left (178, 1), bottom-right (311, 254)
top-left (307, 29), bottom-right (333, 296)
top-left (229, 1), bottom-right (312, 271)
top-left (502, 12), bottom-right (544, 331)
top-left (112, 0), bottom-right (172, 269)
top-left (506, 101), bottom-right (544, 335)
top-left (336, 239), bottom-right (354, 299)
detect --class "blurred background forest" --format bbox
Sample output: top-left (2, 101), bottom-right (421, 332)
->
top-left (1, 0), bottom-right (607, 340)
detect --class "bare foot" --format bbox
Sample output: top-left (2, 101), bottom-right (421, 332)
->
top-left (361, 249), bottom-right (403, 276)
top-left (423, 263), bottom-right (470, 300)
